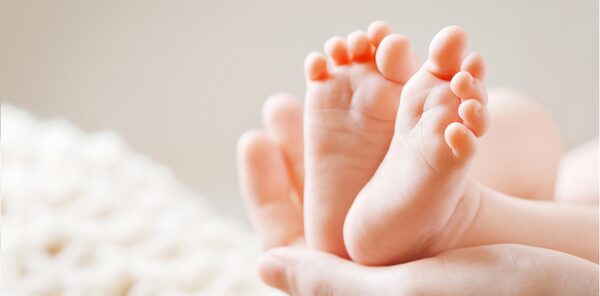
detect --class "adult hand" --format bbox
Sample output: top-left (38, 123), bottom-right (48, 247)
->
top-left (237, 93), bottom-right (599, 296)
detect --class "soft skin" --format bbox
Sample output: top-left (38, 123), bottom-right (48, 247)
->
top-left (342, 26), bottom-right (598, 265)
top-left (303, 21), bottom-right (418, 257)
top-left (343, 25), bottom-right (492, 264)
top-left (302, 22), bottom-right (565, 261)
top-left (236, 97), bottom-right (599, 295)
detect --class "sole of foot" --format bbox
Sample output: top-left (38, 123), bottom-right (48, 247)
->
top-left (344, 26), bottom-right (490, 265)
top-left (303, 21), bottom-right (419, 257)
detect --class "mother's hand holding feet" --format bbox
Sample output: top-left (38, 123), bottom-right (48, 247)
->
top-left (237, 93), bottom-right (598, 296)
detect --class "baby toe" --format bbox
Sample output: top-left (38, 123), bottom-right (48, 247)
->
top-left (305, 52), bottom-right (329, 81)
top-left (324, 36), bottom-right (351, 65)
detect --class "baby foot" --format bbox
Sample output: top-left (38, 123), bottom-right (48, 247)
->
top-left (344, 26), bottom-right (490, 265)
top-left (303, 21), bottom-right (419, 256)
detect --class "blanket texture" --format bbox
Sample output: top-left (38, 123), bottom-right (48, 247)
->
top-left (2, 105), bottom-right (278, 295)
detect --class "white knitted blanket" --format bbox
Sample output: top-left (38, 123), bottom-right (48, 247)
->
top-left (1, 105), bottom-right (279, 295)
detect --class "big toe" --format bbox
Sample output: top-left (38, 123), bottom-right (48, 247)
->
top-left (376, 34), bottom-right (419, 84)
top-left (426, 26), bottom-right (467, 80)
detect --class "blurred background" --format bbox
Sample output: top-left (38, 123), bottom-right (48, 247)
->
top-left (2, 0), bottom-right (598, 223)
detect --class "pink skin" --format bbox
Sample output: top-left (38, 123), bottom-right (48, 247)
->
top-left (303, 23), bottom-right (585, 264)
top-left (343, 26), bottom-right (598, 265)
top-left (302, 22), bottom-right (566, 259)
top-left (472, 88), bottom-right (564, 201)
top-left (303, 21), bottom-right (419, 257)
top-left (241, 22), bottom-right (597, 284)
top-left (344, 26), bottom-right (491, 265)
top-left (236, 95), bottom-right (599, 295)
top-left (555, 138), bottom-right (599, 204)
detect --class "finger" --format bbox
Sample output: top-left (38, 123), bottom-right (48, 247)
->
top-left (262, 93), bottom-right (305, 199)
top-left (237, 130), bottom-right (303, 249)
top-left (260, 244), bottom-right (600, 296)
top-left (258, 247), bottom-right (396, 296)
top-left (398, 244), bottom-right (600, 295)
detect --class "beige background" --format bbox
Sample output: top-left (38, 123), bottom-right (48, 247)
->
top-left (2, 0), bottom-right (598, 221)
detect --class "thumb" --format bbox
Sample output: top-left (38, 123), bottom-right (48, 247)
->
top-left (257, 247), bottom-right (396, 296)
